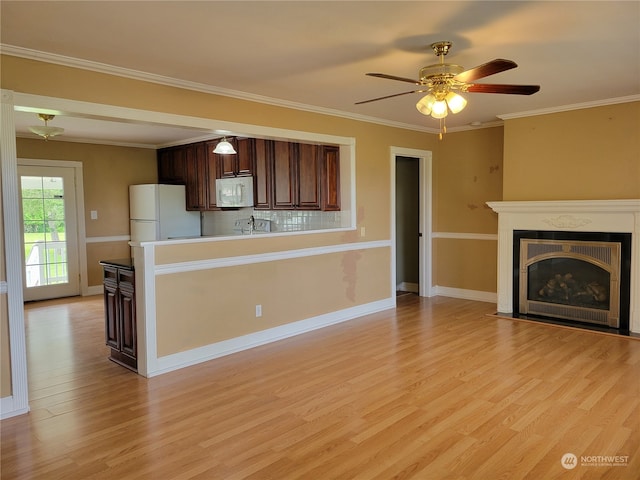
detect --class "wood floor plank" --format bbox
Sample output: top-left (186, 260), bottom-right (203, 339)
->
top-left (2, 294), bottom-right (639, 479)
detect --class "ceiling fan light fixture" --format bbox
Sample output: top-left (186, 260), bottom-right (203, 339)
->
top-left (213, 137), bottom-right (236, 154)
top-left (430, 100), bottom-right (448, 119)
top-left (415, 94), bottom-right (436, 115)
top-left (28, 113), bottom-right (64, 141)
top-left (445, 91), bottom-right (467, 114)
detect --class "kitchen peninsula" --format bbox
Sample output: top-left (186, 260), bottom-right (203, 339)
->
top-left (129, 226), bottom-right (394, 378)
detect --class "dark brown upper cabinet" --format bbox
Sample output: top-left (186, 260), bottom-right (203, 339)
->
top-left (217, 138), bottom-right (255, 178)
top-left (157, 146), bottom-right (187, 185)
top-left (158, 137), bottom-right (339, 212)
top-left (253, 138), bottom-right (273, 210)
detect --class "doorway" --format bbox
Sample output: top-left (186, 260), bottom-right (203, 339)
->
top-left (18, 164), bottom-right (81, 301)
top-left (391, 147), bottom-right (432, 298)
top-left (395, 156), bottom-right (420, 293)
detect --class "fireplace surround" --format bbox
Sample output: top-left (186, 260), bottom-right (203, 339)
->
top-left (487, 200), bottom-right (640, 334)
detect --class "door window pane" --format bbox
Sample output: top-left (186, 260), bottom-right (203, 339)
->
top-left (21, 175), bottom-right (69, 287)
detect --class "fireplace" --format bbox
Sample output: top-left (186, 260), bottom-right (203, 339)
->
top-left (513, 230), bottom-right (631, 331)
top-left (487, 200), bottom-right (640, 335)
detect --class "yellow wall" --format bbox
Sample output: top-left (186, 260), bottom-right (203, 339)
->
top-left (16, 138), bottom-right (157, 287)
top-left (432, 126), bottom-right (504, 292)
top-left (435, 126), bottom-right (504, 233)
top-left (503, 102), bottom-right (640, 200)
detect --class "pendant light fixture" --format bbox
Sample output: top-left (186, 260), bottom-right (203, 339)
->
top-left (28, 113), bottom-right (64, 140)
top-left (213, 137), bottom-right (237, 154)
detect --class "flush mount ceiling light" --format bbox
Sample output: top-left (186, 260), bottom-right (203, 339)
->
top-left (28, 113), bottom-right (65, 141)
top-left (356, 41), bottom-right (539, 139)
top-left (213, 137), bottom-right (237, 154)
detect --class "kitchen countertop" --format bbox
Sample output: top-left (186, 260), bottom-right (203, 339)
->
top-left (99, 258), bottom-right (134, 270)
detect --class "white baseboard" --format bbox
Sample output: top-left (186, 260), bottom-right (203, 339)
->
top-left (432, 286), bottom-right (497, 304)
top-left (1, 395), bottom-right (30, 420)
top-left (85, 285), bottom-right (103, 296)
top-left (149, 297), bottom-right (395, 377)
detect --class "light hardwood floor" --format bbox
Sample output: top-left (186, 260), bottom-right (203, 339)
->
top-left (2, 294), bottom-right (639, 479)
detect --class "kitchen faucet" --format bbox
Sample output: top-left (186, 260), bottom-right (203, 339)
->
top-left (248, 215), bottom-right (255, 234)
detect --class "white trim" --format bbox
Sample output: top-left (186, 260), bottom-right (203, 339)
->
top-left (18, 158), bottom-right (89, 296)
top-left (432, 232), bottom-right (498, 241)
top-left (498, 95), bottom-right (640, 121)
top-left (86, 235), bottom-right (131, 244)
top-left (134, 245), bottom-right (156, 378)
top-left (1, 395), bottom-right (29, 420)
top-left (155, 240), bottom-right (389, 275)
top-left (86, 285), bottom-right (103, 296)
top-left (433, 286), bottom-right (497, 304)
top-left (1, 89), bottom-right (29, 418)
top-left (487, 199), bottom-right (640, 214)
top-left (149, 297), bottom-right (394, 377)
top-left (390, 147), bottom-right (433, 298)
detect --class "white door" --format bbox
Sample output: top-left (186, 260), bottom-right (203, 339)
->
top-left (19, 165), bottom-right (81, 301)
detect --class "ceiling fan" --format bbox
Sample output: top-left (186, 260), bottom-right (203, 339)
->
top-left (356, 41), bottom-right (540, 137)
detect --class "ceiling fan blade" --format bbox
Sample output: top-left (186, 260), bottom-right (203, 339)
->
top-left (355, 89), bottom-right (425, 105)
top-left (366, 73), bottom-right (421, 85)
top-left (454, 59), bottom-right (517, 83)
top-left (466, 83), bottom-right (540, 95)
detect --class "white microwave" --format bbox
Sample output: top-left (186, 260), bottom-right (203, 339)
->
top-left (216, 176), bottom-right (254, 208)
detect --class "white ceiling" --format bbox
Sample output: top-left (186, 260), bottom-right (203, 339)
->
top-left (3, 1), bottom-right (639, 147)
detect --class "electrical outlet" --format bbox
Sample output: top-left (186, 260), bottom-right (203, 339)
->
top-left (90, 210), bottom-right (98, 220)
top-left (360, 226), bottom-right (366, 237)
top-left (255, 304), bottom-right (262, 317)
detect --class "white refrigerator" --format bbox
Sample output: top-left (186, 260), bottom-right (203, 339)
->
top-left (129, 184), bottom-right (200, 241)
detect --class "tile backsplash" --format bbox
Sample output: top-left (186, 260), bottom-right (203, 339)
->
top-left (201, 208), bottom-right (342, 236)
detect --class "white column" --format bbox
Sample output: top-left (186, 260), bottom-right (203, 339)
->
top-left (1, 89), bottom-right (29, 418)
top-left (496, 212), bottom-right (514, 313)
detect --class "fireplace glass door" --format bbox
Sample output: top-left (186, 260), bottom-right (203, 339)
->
top-left (519, 239), bottom-right (621, 328)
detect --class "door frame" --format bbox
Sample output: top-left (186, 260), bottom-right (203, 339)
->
top-left (390, 147), bottom-right (433, 298)
top-left (18, 159), bottom-right (88, 300)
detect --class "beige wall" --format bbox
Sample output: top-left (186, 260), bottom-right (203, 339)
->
top-left (16, 138), bottom-right (157, 287)
top-left (155, 247), bottom-right (390, 356)
top-left (503, 102), bottom-right (640, 200)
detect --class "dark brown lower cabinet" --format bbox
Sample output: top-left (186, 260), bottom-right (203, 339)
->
top-left (102, 261), bottom-right (137, 372)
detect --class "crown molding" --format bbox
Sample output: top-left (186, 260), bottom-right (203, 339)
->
top-left (498, 95), bottom-right (640, 121)
top-left (2, 44), bottom-right (435, 134)
top-left (4, 45), bottom-right (636, 135)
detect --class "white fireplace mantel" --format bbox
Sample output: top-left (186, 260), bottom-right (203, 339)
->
top-left (487, 199), bottom-right (640, 334)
